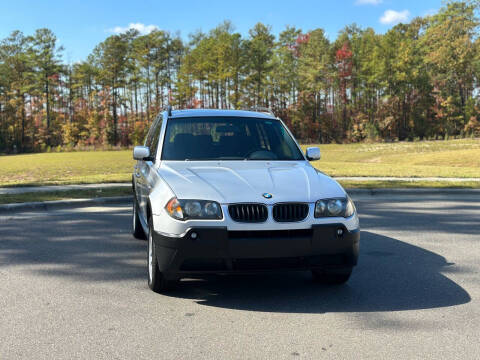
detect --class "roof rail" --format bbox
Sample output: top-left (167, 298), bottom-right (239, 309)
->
top-left (243, 106), bottom-right (275, 117)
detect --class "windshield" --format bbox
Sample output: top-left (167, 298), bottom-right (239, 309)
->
top-left (161, 117), bottom-right (304, 161)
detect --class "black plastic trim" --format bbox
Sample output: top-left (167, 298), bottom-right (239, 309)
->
top-left (152, 224), bottom-right (360, 279)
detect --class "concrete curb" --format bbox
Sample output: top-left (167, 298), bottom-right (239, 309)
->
top-left (335, 177), bottom-right (480, 182)
top-left (346, 188), bottom-right (480, 196)
top-left (0, 183), bottom-right (131, 195)
top-left (2, 176), bottom-right (479, 195)
top-left (0, 196), bottom-right (132, 213)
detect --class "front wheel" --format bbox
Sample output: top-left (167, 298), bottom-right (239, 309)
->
top-left (147, 217), bottom-right (174, 293)
top-left (311, 267), bottom-right (352, 285)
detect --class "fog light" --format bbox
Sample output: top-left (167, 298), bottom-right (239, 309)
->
top-left (191, 232), bottom-right (198, 239)
top-left (337, 228), bottom-right (344, 236)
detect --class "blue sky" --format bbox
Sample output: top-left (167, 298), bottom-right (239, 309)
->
top-left (1, 0), bottom-right (442, 63)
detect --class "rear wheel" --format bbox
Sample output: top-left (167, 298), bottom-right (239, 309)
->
top-left (132, 197), bottom-right (146, 240)
top-left (311, 267), bottom-right (352, 285)
top-left (147, 217), bottom-right (175, 293)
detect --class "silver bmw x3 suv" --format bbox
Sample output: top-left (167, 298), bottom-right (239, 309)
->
top-left (132, 109), bottom-right (360, 293)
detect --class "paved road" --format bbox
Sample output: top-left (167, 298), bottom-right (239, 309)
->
top-left (0, 194), bottom-right (479, 359)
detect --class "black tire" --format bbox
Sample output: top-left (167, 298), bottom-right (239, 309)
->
top-left (311, 267), bottom-right (352, 285)
top-left (132, 197), bottom-right (146, 240)
top-left (147, 217), bottom-right (174, 293)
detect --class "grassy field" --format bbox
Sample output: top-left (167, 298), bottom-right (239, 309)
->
top-left (303, 138), bottom-right (480, 178)
top-left (0, 151), bottom-right (134, 187)
top-left (0, 138), bottom-right (479, 188)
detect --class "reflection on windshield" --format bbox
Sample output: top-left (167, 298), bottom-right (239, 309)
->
top-left (161, 117), bottom-right (304, 161)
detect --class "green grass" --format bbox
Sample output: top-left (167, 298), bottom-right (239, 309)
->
top-left (0, 187), bottom-right (131, 205)
top-left (0, 150), bottom-right (134, 187)
top-left (0, 138), bottom-right (479, 188)
top-left (304, 138), bottom-right (480, 178)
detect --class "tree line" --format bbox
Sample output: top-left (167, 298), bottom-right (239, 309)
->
top-left (1, 1), bottom-right (480, 154)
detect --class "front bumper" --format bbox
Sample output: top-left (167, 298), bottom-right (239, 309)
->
top-left (153, 224), bottom-right (360, 279)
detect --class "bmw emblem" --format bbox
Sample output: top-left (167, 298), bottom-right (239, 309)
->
top-left (262, 193), bottom-right (273, 199)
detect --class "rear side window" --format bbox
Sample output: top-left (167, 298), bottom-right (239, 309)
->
top-left (144, 116), bottom-right (163, 161)
top-left (161, 117), bottom-right (303, 161)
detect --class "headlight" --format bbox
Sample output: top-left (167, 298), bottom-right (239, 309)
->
top-left (315, 197), bottom-right (356, 218)
top-left (165, 197), bottom-right (223, 220)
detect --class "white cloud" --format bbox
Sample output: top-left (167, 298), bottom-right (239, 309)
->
top-left (110, 23), bottom-right (159, 35)
top-left (380, 10), bottom-right (410, 25)
top-left (356, 0), bottom-right (383, 5)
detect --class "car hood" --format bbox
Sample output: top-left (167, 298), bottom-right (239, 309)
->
top-left (157, 161), bottom-right (346, 204)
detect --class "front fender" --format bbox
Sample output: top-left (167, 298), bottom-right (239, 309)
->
top-left (149, 175), bottom-right (176, 217)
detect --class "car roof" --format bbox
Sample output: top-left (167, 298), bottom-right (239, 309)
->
top-left (167, 109), bottom-right (277, 120)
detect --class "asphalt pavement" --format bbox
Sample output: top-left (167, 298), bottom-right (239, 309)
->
top-left (0, 193), bottom-right (479, 359)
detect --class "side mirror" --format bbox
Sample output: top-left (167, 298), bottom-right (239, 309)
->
top-left (305, 147), bottom-right (321, 161)
top-left (133, 146), bottom-right (151, 161)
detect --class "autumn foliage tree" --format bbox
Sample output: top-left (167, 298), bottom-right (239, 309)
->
top-left (1, 1), bottom-right (480, 154)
